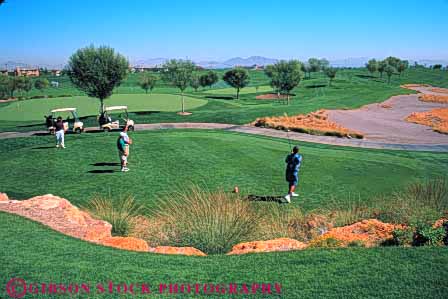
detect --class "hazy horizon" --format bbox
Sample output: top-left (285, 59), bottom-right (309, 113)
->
top-left (1, 0), bottom-right (447, 65)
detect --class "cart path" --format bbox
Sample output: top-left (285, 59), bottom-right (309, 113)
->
top-left (1, 122), bottom-right (448, 152)
top-left (328, 85), bottom-right (448, 144)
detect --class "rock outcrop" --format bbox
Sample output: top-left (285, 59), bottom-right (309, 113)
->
top-left (102, 237), bottom-right (149, 252)
top-left (227, 238), bottom-right (307, 255)
top-left (310, 219), bottom-right (402, 247)
top-left (0, 194), bottom-right (112, 242)
top-left (149, 246), bottom-right (207, 256)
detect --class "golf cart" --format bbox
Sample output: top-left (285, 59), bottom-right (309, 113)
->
top-left (99, 106), bottom-right (135, 132)
top-left (45, 108), bottom-right (84, 134)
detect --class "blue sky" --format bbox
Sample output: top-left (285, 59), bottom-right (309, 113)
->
top-left (1, 0), bottom-right (447, 65)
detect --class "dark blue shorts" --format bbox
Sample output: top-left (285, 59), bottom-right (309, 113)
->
top-left (286, 173), bottom-right (299, 187)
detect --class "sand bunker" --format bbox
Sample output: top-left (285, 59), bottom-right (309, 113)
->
top-left (256, 93), bottom-right (289, 100)
top-left (419, 94), bottom-right (448, 104)
top-left (405, 108), bottom-right (448, 134)
top-left (253, 110), bottom-right (364, 138)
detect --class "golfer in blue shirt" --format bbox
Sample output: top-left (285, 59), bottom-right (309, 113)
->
top-left (284, 145), bottom-right (302, 203)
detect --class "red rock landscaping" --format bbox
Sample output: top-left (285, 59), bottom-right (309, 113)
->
top-left (227, 238), bottom-right (307, 255)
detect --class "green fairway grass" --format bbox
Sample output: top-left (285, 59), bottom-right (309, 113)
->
top-left (0, 94), bottom-right (207, 121)
top-left (1, 211), bottom-right (447, 298)
top-left (205, 85), bottom-right (273, 95)
top-left (2, 68), bottom-right (447, 132)
top-left (1, 130), bottom-right (446, 210)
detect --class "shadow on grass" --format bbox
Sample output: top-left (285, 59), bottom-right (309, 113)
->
top-left (305, 84), bottom-right (327, 89)
top-left (205, 96), bottom-right (235, 100)
top-left (246, 194), bottom-right (284, 203)
top-left (32, 146), bottom-right (56, 150)
top-left (91, 162), bottom-right (120, 167)
top-left (132, 111), bottom-right (161, 115)
top-left (87, 169), bottom-right (117, 174)
top-left (32, 132), bottom-right (51, 136)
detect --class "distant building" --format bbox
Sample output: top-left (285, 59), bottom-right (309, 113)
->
top-left (0, 70), bottom-right (8, 76)
top-left (252, 64), bottom-right (264, 70)
top-left (15, 67), bottom-right (40, 77)
top-left (132, 66), bottom-right (163, 73)
top-left (51, 81), bottom-right (59, 88)
top-left (51, 69), bottom-right (61, 76)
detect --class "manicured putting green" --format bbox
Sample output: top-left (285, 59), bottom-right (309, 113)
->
top-left (206, 85), bottom-right (273, 95)
top-left (0, 94), bottom-right (207, 121)
top-left (1, 130), bottom-right (446, 210)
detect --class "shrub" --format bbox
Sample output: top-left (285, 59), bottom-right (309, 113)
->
top-left (151, 186), bottom-right (262, 254)
top-left (392, 227), bottom-right (414, 246)
top-left (84, 194), bottom-right (144, 236)
top-left (308, 236), bottom-right (342, 248)
top-left (260, 205), bottom-right (331, 242)
top-left (413, 222), bottom-right (446, 246)
top-left (322, 195), bottom-right (374, 227)
top-left (375, 178), bottom-right (448, 224)
top-left (347, 240), bottom-right (365, 247)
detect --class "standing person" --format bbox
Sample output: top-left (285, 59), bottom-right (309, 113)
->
top-left (117, 124), bottom-right (132, 172)
top-left (55, 116), bottom-right (66, 148)
top-left (284, 145), bottom-right (303, 203)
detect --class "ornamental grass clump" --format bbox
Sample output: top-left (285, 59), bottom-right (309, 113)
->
top-left (84, 194), bottom-right (144, 236)
top-left (152, 186), bottom-right (263, 254)
top-left (374, 178), bottom-right (448, 225)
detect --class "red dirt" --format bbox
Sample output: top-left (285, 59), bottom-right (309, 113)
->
top-left (252, 110), bottom-right (364, 138)
top-left (400, 84), bottom-right (431, 90)
top-left (227, 238), bottom-right (307, 255)
top-left (309, 219), bottom-right (404, 247)
top-left (102, 236), bottom-right (149, 252)
top-left (430, 88), bottom-right (448, 94)
top-left (419, 94), bottom-right (448, 104)
top-left (405, 108), bottom-right (448, 134)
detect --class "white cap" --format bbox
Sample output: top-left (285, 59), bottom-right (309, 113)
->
top-left (120, 132), bottom-right (127, 137)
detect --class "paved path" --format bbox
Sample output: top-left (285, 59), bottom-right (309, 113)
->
top-left (328, 85), bottom-right (448, 144)
top-left (1, 122), bottom-right (448, 152)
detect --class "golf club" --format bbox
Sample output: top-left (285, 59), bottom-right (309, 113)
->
top-left (283, 112), bottom-right (293, 152)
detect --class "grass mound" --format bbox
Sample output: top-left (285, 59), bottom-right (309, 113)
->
top-left (405, 108), bottom-right (448, 134)
top-left (252, 110), bottom-right (364, 138)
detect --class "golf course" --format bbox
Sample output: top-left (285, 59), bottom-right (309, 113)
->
top-left (2, 0), bottom-right (448, 297)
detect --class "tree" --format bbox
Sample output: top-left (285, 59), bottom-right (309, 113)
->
top-left (265, 64), bottom-right (282, 98)
top-left (397, 61), bottom-right (408, 77)
top-left (67, 45), bottom-right (129, 113)
top-left (34, 78), bottom-right (50, 97)
top-left (366, 59), bottom-right (378, 75)
top-left (222, 67), bottom-right (250, 100)
top-left (301, 63), bottom-right (311, 79)
top-left (15, 76), bottom-right (32, 98)
top-left (308, 58), bottom-right (321, 75)
top-left (161, 59), bottom-right (195, 113)
top-left (139, 74), bottom-right (157, 94)
top-left (190, 73), bottom-right (200, 92)
top-left (265, 60), bottom-right (302, 105)
top-left (433, 64), bottom-right (443, 70)
top-left (199, 70), bottom-right (219, 90)
top-left (384, 56), bottom-right (401, 69)
top-left (319, 58), bottom-right (330, 70)
top-left (324, 67), bottom-right (338, 86)
top-left (0, 76), bottom-right (9, 99)
top-left (378, 60), bottom-right (388, 78)
top-left (384, 65), bottom-right (396, 84)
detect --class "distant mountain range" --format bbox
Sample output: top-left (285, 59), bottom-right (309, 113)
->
top-left (1, 56), bottom-right (447, 70)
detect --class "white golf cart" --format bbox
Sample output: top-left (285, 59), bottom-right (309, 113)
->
top-left (45, 108), bottom-right (84, 134)
top-left (99, 105), bottom-right (135, 132)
